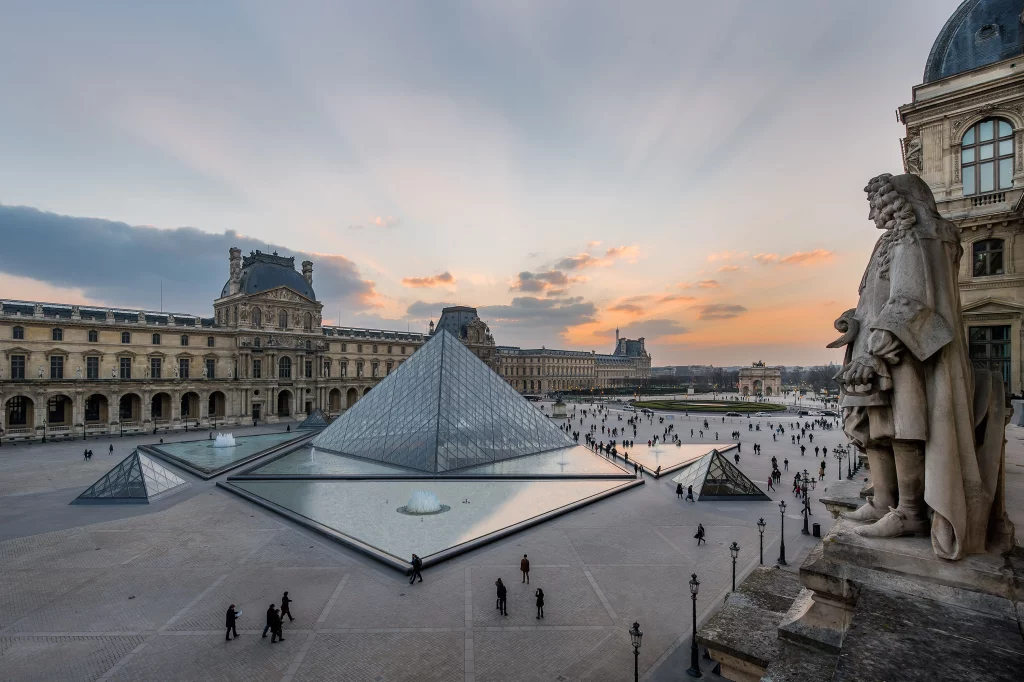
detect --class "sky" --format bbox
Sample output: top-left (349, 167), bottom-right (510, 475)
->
top-left (0, 0), bottom-right (964, 366)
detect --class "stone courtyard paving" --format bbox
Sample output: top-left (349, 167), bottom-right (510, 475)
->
top-left (8, 403), bottom-right (1009, 682)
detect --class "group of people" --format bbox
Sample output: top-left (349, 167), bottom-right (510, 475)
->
top-left (224, 591), bottom-right (294, 642)
top-left (493, 556), bottom-right (545, 618)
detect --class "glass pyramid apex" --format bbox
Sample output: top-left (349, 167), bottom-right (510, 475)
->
top-left (298, 408), bottom-right (332, 429)
top-left (669, 449), bottom-right (770, 501)
top-left (311, 330), bottom-right (574, 473)
top-left (73, 450), bottom-right (190, 504)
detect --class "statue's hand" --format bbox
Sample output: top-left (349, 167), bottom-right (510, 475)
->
top-left (867, 329), bottom-right (902, 363)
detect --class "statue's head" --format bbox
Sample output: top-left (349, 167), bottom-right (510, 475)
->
top-left (864, 173), bottom-right (940, 231)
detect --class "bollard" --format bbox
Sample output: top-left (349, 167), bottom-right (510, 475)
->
top-left (812, 522), bottom-right (821, 538)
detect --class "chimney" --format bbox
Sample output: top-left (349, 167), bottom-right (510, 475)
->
top-left (228, 247), bottom-right (242, 295)
top-left (302, 260), bottom-right (313, 286)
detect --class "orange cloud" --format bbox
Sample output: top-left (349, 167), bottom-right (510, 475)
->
top-left (754, 249), bottom-right (834, 266)
top-left (707, 250), bottom-right (748, 262)
top-left (716, 265), bottom-right (741, 273)
top-left (401, 271), bottom-right (455, 288)
top-left (555, 244), bottom-right (639, 270)
top-left (678, 279), bottom-right (719, 290)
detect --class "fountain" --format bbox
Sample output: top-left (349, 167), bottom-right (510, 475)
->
top-left (397, 490), bottom-right (450, 515)
top-left (213, 433), bottom-right (237, 448)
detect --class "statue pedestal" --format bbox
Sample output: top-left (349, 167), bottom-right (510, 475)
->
top-left (779, 517), bottom-right (1021, 655)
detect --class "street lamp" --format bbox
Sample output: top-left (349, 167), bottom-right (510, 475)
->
top-left (687, 573), bottom-right (703, 678)
top-left (834, 447), bottom-right (843, 480)
top-left (42, 419), bottom-right (47, 444)
top-left (801, 472), bottom-right (811, 535)
top-left (629, 622), bottom-right (643, 682)
top-left (729, 542), bottom-right (740, 591)
top-left (846, 445), bottom-right (853, 479)
top-left (777, 501), bottom-right (787, 566)
top-left (756, 518), bottom-right (766, 565)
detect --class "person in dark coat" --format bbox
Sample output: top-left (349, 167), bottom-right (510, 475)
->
top-left (497, 579), bottom-right (508, 616)
top-left (520, 555), bottom-right (530, 584)
top-left (108, 444), bottom-right (114, 455)
top-left (272, 606), bottom-right (284, 642)
top-left (535, 588), bottom-right (545, 619)
top-left (495, 578), bottom-right (503, 610)
top-left (676, 483), bottom-right (684, 499)
top-left (225, 604), bottom-right (239, 641)
top-left (695, 523), bottom-right (706, 545)
top-left (409, 553), bottom-right (423, 584)
top-left (686, 485), bottom-right (694, 502)
top-left (280, 591), bottom-right (294, 622)
top-left (263, 603), bottom-right (277, 639)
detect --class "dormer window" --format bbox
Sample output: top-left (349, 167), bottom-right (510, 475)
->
top-left (962, 118), bottom-right (1013, 196)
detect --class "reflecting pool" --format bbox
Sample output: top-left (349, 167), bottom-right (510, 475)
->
top-left (153, 432), bottom-right (301, 474)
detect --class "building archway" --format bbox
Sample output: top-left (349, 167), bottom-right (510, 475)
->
top-left (329, 388), bottom-right (342, 413)
top-left (765, 386), bottom-right (773, 397)
top-left (119, 393), bottom-right (142, 423)
top-left (5, 395), bottom-right (34, 430)
top-left (753, 380), bottom-right (762, 395)
top-left (46, 394), bottom-right (73, 426)
top-left (207, 391), bottom-right (226, 418)
top-left (151, 392), bottom-right (172, 422)
top-left (345, 387), bottom-right (358, 408)
top-left (362, 386), bottom-right (372, 396)
top-left (84, 394), bottom-right (109, 424)
top-left (180, 391), bottom-right (200, 421)
top-left (277, 390), bottom-right (292, 417)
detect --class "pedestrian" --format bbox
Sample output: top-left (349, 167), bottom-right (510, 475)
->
top-left (273, 606), bottom-right (285, 642)
top-left (281, 591), bottom-right (294, 622)
top-left (734, 452), bottom-right (740, 466)
top-left (695, 523), bottom-right (706, 545)
top-left (225, 604), bottom-right (239, 641)
top-left (108, 444), bottom-right (114, 455)
top-left (521, 554), bottom-right (530, 584)
top-left (784, 458), bottom-right (789, 471)
top-left (676, 482), bottom-right (684, 499)
top-left (767, 476), bottom-right (775, 491)
top-left (262, 603), bottom-right (277, 639)
top-left (497, 579), bottom-right (508, 616)
top-left (686, 485), bottom-right (694, 502)
top-left (535, 588), bottom-right (545, 619)
top-left (409, 553), bottom-right (423, 584)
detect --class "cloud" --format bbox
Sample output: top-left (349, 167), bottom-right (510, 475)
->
top-left (707, 250), bottom-right (748, 262)
top-left (554, 244), bottom-right (639, 270)
top-left (509, 270), bottom-right (577, 294)
top-left (609, 302), bottom-right (645, 314)
top-left (607, 318), bottom-right (689, 339)
top-left (401, 271), bottom-right (455, 288)
top-left (348, 215), bottom-right (402, 230)
top-left (677, 279), bottom-right (720, 290)
top-left (716, 265), bottom-right (741, 273)
top-left (696, 303), bottom-right (747, 320)
top-left (479, 296), bottom-right (598, 330)
top-left (659, 294), bottom-right (697, 303)
top-left (405, 300), bottom-right (458, 319)
top-left (754, 249), bottom-right (835, 266)
top-left (0, 205), bottom-right (380, 313)
top-left (586, 241), bottom-right (603, 248)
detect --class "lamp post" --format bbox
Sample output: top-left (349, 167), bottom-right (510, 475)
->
top-left (729, 542), bottom-right (740, 591)
top-left (801, 472), bottom-right (811, 535)
top-left (777, 501), bottom-right (787, 566)
top-left (687, 573), bottom-right (703, 678)
top-left (846, 445), bottom-right (853, 479)
top-left (834, 448), bottom-right (843, 480)
top-left (629, 622), bottom-right (643, 682)
top-left (756, 518), bottom-right (766, 565)
top-left (42, 419), bottom-right (47, 444)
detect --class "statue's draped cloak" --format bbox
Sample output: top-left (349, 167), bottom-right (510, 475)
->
top-left (846, 221), bottom-right (1000, 560)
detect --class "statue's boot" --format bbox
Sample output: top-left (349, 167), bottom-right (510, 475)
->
top-left (855, 442), bottom-right (927, 538)
top-left (845, 446), bottom-right (896, 523)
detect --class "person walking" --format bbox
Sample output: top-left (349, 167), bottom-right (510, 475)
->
top-left (495, 578), bottom-right (503, 610)
top-left (108, 444), bottom-right (114, 455)
top-left (695, 523), bottom-right (706, 545)
top-left (409, 553), bottom-right (423, 584)
top-left (686, 485), bottom-right (694, 502)
top-left (497, 579), bottom-right (508, 616)
top-left (535, 588), bottom-right (545, 619)
top-left (225, 604), bottom-right (239, 641)
top-left (520, 555), bottom-right (530, 584)
top-left (767, 475), bottom-right (775, 491)
top-left (784, 458), bottom-right (789, 471)
top-left (280, 591), bottom-right (294, 622)
top-left (272, 606), bottom-right (284, 642)
top-left (263, 603), bottom-right (277, 639)
top-left (676, 482), bottom-right (684, 499)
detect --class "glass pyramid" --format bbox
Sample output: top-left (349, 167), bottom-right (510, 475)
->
top-left (311, 330), bottom-right (574, 473)
top-left (669, 449), bottom-right (770, 501)
top-left (297, 408), bottom-right (332, 430)
top-left (73, 450), bottom-right (190, 504)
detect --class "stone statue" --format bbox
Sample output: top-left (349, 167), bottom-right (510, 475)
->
top-left (112, 366), bottom-right (117, 379)
top-left (832, 173), bottom-right (1015, 560)
top-left (38, 366), bottom-right (44, 379)
top-left (144, 366), bottom-right (149, 379)
top-left (173, 366), bottom-right (179, 378)
top-left (201, 366), bottom-right (207, 379)
top-left (76, 366), bottom-right (82, 380)
top-left (903, 134), bottom-right (922, 175)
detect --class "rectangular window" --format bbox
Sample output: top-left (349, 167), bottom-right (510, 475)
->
top-left (341, 343), bottom-right (347, 352)
top-left (13, 327), bottom-right (24, 340)
top-left (179, 358), bottom-right (189, 379)
top-left (386, 361), bottom-right (394, 375)
top-left (86, 356), bottom-right (99, 379)
top-left (252, 359), bottom-right (262, 379)
top-left (305, 360), bottom-right (313, 378)
top-left (372, 361), bottom-right (379, 378)
top-left (387, 345), bottom-right (393, 354)
top-left (206, 358), bottom-right (216, 378)
top-left (356, 361), bottom-right (363, 378)
top-left (8, 396), bottom-right (28, 425)
top-left (207, 336), bottom-right (215, 347)
top-left (52, 328), bottom-right (63, 341)
top-left (181, 335), bottom-right (189, 346)
top-left (10, 355), bottom-right (25, 379)
top-left (401, 346), bottom-right (406, 354)
top-left (119, 357), bottom-right (131, 379)
top-left (152, 333), bottom-right (161, 344)
top-left (50, 355), bottom-right (64, 379)
top-left (969, 325), bottom-right (1012, 389)
top-left (150, 357), bottom-right (161, 379)
top-left (121, 332), bottom-right (131, 344)
top-left (340, 361), bottom-right (347, 377)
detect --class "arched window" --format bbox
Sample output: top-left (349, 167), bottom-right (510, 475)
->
top-left (973, 239), bottom-right (1005, 277)
top-left (278, 356), bottom-right (292, 378)
top-left (304, 312), bottom-right (312, 330)
top-left (12, 326), bottom-right (23, 340)
top-left (252, 308), bottom-right (262, 328)
top-left (962, 118), bottom-right (1014, 196)
top-left (88, 330), bottom-right (98, 343)
top-left (279, 310), bottom-right (288, 329)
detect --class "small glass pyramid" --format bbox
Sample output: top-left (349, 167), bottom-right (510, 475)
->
top-left (73, 450), bottom-right (190, 504)
top-left (669, 449), bottom-right (770, 501)
top-left (297, 408), bottom-right (332, 429)
top-left (311, 330), bottom-right (574, 473)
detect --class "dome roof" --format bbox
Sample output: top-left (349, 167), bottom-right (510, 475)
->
top-left (220, 251), bottom-right (316, 300)
top-left (924, 0), bottom-right (1024, 83)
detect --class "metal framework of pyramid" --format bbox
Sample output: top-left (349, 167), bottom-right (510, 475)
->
top-left (311, 330), bottom-right (574, 473)
top-left (73, 450), bottom-right (191, 504)
top-left (297, 408), bottom-right (332, 429)
top-left (669, 449), bottom-right (770, 501)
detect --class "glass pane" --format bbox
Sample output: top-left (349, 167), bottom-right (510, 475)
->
top-left (962, 148), bottom-right (975, 163)
top-left (970, 344), bottom-right (989, 359)
top-left (991, 251), bottom-right (1004, 274)
top-left (981, 162), bottom-right (995, 192)
top-left (963, 165), bottom-right (976, 195)
top-left (970, 327), bottom-right (988, 341)
top-left (999, 139), bottom-right (1013, 156)
top-left (999, 120), bottom-right (1012, 137)
top-left (963, 128), bottom-right (975, 145)
top-left (992, 343), bottom-right (1010, 358)
top-left (980, 120), bottom-right (994, 141)
top-left (992, 326), bottom-right (1010, 341)
top-left (980, 144), bottom-right (994, 160)
top-left (1000, 158), bottom-right (1013, 189)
